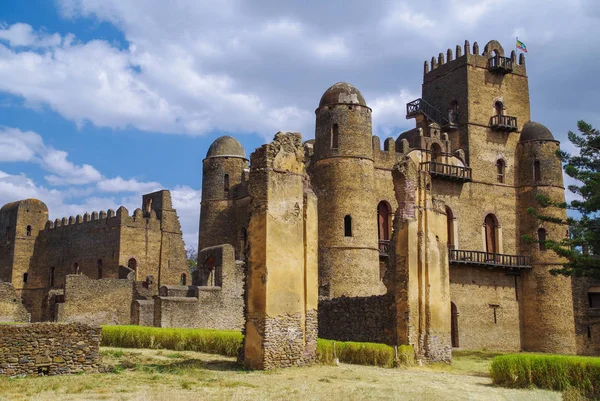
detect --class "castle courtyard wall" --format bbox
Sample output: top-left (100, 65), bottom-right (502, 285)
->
top-left (0, 282), bottom-right (29, 322)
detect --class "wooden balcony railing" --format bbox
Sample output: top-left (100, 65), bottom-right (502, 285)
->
top-left (379, 240), bottom-right (390, 257)
top-left (488, 55), bottom-right (513, 73)
top-left (406, 98), bottom-right (449, 127)
top-left (420, 162), bottom-right (472, 182)
top-left (490, 115), bottom-right (518, 132)
top-left (449, 249), bottom-right (531, 269)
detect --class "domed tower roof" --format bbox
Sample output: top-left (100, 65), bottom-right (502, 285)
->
top-left (0, 199), bottom-right (48, 214)
top-left (520, 121), bottom-right (555, 142)
top-left (205, 136), bottom-right (246, 159)
top-left (319, 82), bottom-right (367, 108)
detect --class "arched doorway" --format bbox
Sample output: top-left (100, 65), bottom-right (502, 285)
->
top-left (484, 214), bottom-right (499, 254)
top-left (451, 302), bottom-right (459, 348)
top-left (377, 201), bottom-right (391, 241)
top-left (431, 143), bottom-right (442, 164)
top-left (127, 258), bottom-right (137, 280)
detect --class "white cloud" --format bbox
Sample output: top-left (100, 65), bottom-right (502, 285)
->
top-left (370, 89), bottom-right (418, 137)
top-left (97, 177), bottom-right (161, 193)
top-left (0, 23), bottom-right (62, 48)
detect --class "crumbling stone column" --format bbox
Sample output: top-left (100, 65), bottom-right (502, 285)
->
top-left (242, 132), bottom-right (318, 370)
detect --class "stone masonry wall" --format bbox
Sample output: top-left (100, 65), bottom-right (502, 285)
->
top-left (318, 295), bottom-right (395, 344)
top-left (0, 281), bottom-right (29, 322)
top-left (59, 275), bottom-right (133, 325)
top-left (0, 323), bottom-right (104, 376)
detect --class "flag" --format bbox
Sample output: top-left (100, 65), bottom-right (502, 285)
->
top-left (516, 39), bottom-right (527, 53)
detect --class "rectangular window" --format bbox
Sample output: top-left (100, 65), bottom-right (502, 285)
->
top-left (589, 293), bottom-right (600, 308)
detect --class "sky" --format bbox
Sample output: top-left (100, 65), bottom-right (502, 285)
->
top-left (0, 0), bottom-right (598, 249)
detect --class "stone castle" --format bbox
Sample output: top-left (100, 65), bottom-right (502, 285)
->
top-left (1, 39), bottom-right (598, 362)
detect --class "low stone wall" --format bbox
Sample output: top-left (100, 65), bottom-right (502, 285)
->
top-left (0, 282), bottom-right (28, 322)
top-left (59, 275), bottom-right (134, 325)
top-left (132, 300), bottom-right (155, 326)
top-left (318, 294), bottom-right (395, 344)
top-left (159, 285), bottom-right (198, 298)
top-left (153, 297), bottom-right (199, 328)
top-left (0, 323), bottom-right (105, 376)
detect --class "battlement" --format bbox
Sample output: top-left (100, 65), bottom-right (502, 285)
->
top-left (43, 206), bottom-right (162, 231)
top-left (424, 40), bottom-right (526, 79)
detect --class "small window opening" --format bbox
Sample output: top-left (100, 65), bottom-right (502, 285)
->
top-left (494, 100), bottom-right (504, 116)
top-left (588, 326), bottom-right (592, 339)
top-left (496, 159), bottom-right (505, 183)
top-left (331, 124), bottom-right (339, 149)
top-left (23, 273), bottom-right (28, 283)
top-left (489, 304), bottom-right (499, 324)
top-left (534, 160), bottom-right (541, 182)
top-left (589, 288), bottom-right (600, 308)
top-left (97, 259), bottom-right (103, 279)
top-left (72, 262), bottom-right (79, 275)
top-left (446, 206), bottom-right (455, 249)
top-left (180, 273), bottom-right (187, 285)
top-left (128, 258), bottom-right (137, 280)
top-left (537, 228), bottom-right (547, 251)
top-left (50, 267), bottom-right (55, 287)
top-left (26, 225), bottom-right (32, 236)
top-left (344, 215), bottom-right (352, 237)
top-left (224, 174), bottom-right (230, 193)
top-left (448, 100), bottom-right (459, 125)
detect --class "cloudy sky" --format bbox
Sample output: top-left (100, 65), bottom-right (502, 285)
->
top-left (0, 0), bottom-right (598, 248)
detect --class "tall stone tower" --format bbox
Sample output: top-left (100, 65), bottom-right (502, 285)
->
top-left (516, 122), bottom-right (577, 353)
top-left (198, 136), bottom-right (249, 258)
top-left (311, 82), bottom-right (385, 298)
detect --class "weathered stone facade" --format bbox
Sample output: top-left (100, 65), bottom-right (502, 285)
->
top-left (0, 281), bottom-right (28, 322)
top-left (0, 323), bottom-right (103, 376)
top-left (0, 190), bottom-right (188, 324)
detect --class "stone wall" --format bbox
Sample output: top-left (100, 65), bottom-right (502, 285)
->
top-left (58, 275), bottom-right (133, 325)
top-left (0, 323), bottom-right (103, 376)
top-left (318, 295), bottom-right (395, 344)
top-left (132, 300), bottom-right (154, 326)
top-left (572, 277), bottom-right (600, 355)
top-left (153, 297), bottom-right (199, 328)
top-left (0, 281), bottom-right (28, 322)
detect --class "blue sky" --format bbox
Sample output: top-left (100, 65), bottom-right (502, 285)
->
top-left (1, 0), bottom-right (598, 248)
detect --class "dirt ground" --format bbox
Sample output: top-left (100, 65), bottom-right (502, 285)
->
top-left (0, 348), bottom-right (560, 401)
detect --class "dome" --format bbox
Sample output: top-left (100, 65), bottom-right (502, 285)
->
top-left (206, 136), bottom-right (246, 159)
top-left (319, 82), bottom-right (367, 108)
top-left (520, 121), bottom-right (555, 142)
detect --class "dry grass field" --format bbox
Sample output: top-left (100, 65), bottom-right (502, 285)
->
top-left (0, 348), bottom-right (560, 401)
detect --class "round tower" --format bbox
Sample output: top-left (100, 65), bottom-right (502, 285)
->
top-left (516, 121), bottom-right (577, 353)
top-left (311, 82), bottom-right (385, 298)
top-left (198, 136), bottom-right (248, 257)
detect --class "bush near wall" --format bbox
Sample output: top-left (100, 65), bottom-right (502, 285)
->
top-left (101, 326), bottom-right (414, 368)
top-left (490, 354), bottom-right (600, 398)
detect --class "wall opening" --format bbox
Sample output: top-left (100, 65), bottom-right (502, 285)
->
top-left (127, 258), bottom-right (137, 280)
top-left (588, 326), bottom-right (592, 339)
top-left (377, 201), bottom-right (391, 241)
top-left (496, 159), bottom-right (505, 183)
top-left (97, 259), bottom-right (103, 279)
top-left (50, 267), bottom-right (55, 287)
top-left (589, 287), bottom-right (600, 308)
top-left (72, 262), bottom-right (80, 275)
top-left (331, 124), bottom-right (339, 149)
top-left (534, 160), bottom-right (541, 182)
top-left (180, 273), bottom-right (187, 285)
top-left (431, 143), bottom-right (442, 163)
top-left (224, 174), bottom-right (230, 194)
top-left (448, 100), bottom-right (459, 124)
top-left (239, 228), bottom-right (248, 260)
top-left (26, 225), bottom-right (32, 236)
top-left (537, 228), bottom-right (547, 251)
top-left (446, 206), bottom-right (455, 249)
top-left (344, 215), bottom-right (352, 237)
top-left (451, 302), bottom-right (459, 347)
top-left (484, 214), bottom-right (499, 254)
top-left (494, 100), bottom-right (504, 116)
top-left (23, 273), bottom-right (28, 283)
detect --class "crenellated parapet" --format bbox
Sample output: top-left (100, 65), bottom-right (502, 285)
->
top-left (372, 135), bottom-right (407, 168)
top-left (43, 205), bottom-right (161, 232)
top-left (423, 40), bottom-right (526, 82)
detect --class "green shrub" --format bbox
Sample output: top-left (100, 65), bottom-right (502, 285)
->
top-left (101, 326), bottom-right (414, 368)
top-left (490, 353), bottom-right (600, 398)
top-left (101, 326), bottom-right (242, 357)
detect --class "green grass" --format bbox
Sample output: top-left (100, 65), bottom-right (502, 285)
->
top-left (490, 353), bottom-right (600, 398)
top-left (101, 325), bottom-right (414, 368)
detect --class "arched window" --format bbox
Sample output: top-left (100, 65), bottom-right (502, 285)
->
top-left (23, 273), bottom-right (28, 283)
top-left (451, 302), bottom-right (459, 348)
top-left (534, 160), bottom-right (541, 182)
top-left (344, 215), bottom-right (352, 237)
top-left (50, 267), bottom-right (55, 287)
top-left (431, 143), bottom-right (442, 163)
top-left (180, 273), bottom-right (187, 285)
top-left (496, 159), bottom-right (505, 183)
top-left (224, 174), bottom-right (230, 194)
top-left (537, 228), bottom-right (547, 251)
top-left (377, 202), bottom-right (391, 241)
top-left (494, 100), bottom-right (504, 116)
top-left (448, 100), bottom-right (459, 125)
top-left (589, 287), bottom-right (600, 308)
top-left (484, 214), bottom-right (499, 254)
top-left (72, 262), bottom-right (80, 275)
top-left (446, 206), bottom-right (455, 249)
top-left (26, 225), bottom-right (32, 236)
top-left (97, 259), bottom-right (103, 279)
top-left (331, 124), bottom-right (339, 149)
top-left (127, 258), bottom-right (137, 280)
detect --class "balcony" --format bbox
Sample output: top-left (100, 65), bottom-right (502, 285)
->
top-left (490, 115), bottom-right (518, 132)
top-left (406, 98), bottom-right (448, 127)
top-left (449, 249), bottom-right (531, 270)
top-left (379, 240), bottom-right (390, 257)
top-left (488, 55), bottom-right (513, 73)
top-left (420, 162), bottom-right (472, 182)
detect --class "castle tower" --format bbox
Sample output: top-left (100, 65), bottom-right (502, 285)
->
top-left (311, 82), bottom-right (385, 298)
top-left (198, 136), bottom-right (249, 259)
top-left (516, 122), bottom-right (577, 353)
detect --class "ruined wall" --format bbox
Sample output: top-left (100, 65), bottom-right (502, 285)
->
top-left (0, 281), bottom-right (28, 322)
top-left (0, 323), bottom-right (104, 376)
top-left (318, 294), bottom-right (395, 344)
top-left (58, 275), bottom-right (133, 325)
top-left (132, 300), bottom-right (155, 326)
top-left (571, 277), bottom-right (600, 355)
top-left (153, 297), bottom-right (199, 328)
top-left (243, 132), bottom-right (318, 370)
top-left (450, 267), bottom-right (521, 351)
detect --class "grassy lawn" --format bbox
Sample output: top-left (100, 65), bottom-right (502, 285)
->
top-left (0, 348), bottom-right (560, 401)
